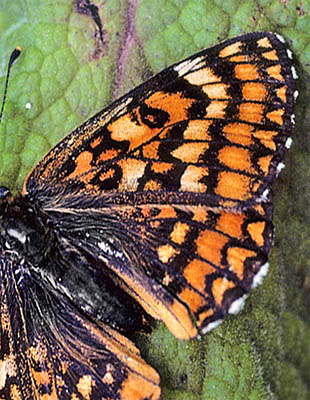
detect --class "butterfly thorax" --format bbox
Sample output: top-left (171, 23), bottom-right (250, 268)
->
top-left (0, 189), bottom-right (54, 267)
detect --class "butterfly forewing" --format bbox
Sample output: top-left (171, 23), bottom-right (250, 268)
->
top-left (25, 32), bottom-right (296, 210)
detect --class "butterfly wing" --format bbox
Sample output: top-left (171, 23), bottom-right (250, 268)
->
top-left (24, 32), bottom-right (296, 209)
top-left (46, 197), bottom-right (273, 339)
top-left (0, 254), bottom-right (160, 399)
top-left (22, 32), bottom-right (296, 339)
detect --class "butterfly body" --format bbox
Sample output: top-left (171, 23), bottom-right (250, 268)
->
top-left (0, 32), bottom-right (297, 399)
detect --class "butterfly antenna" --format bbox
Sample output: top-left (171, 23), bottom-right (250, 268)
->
top-left (0, 46), bottom-right (22, 123)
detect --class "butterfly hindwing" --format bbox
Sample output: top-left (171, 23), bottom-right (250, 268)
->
top-left (0, 254), bottom-right (160, 399)
top-left (51, 196), bottom-right (273, 339)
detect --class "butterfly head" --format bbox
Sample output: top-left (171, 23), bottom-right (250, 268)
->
top-left (0, 193), bottom-right (50, 267)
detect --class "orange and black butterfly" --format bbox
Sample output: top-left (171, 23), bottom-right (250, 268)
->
top-left (0, 32), bottom-right (297, 399)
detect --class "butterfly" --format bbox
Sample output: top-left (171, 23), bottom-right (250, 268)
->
top-left (0, 31), bottom-right (297, 399)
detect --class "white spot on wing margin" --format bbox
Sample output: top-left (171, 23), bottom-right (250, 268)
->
top-left (201, 319), bottom-right (223, 334)
top-left (228, 294), bottom-right (248, 315)
top-left (252, 262), bottom-right (270, 288)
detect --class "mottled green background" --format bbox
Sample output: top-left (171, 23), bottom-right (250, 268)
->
top-left (0, 1), bottom-right (309, 399)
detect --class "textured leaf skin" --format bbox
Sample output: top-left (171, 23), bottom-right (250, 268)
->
top-left (0, 1), bottom-right (309, 399)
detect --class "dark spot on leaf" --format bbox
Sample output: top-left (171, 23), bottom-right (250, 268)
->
top-left (75, 0), bottom-right (107, 59)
